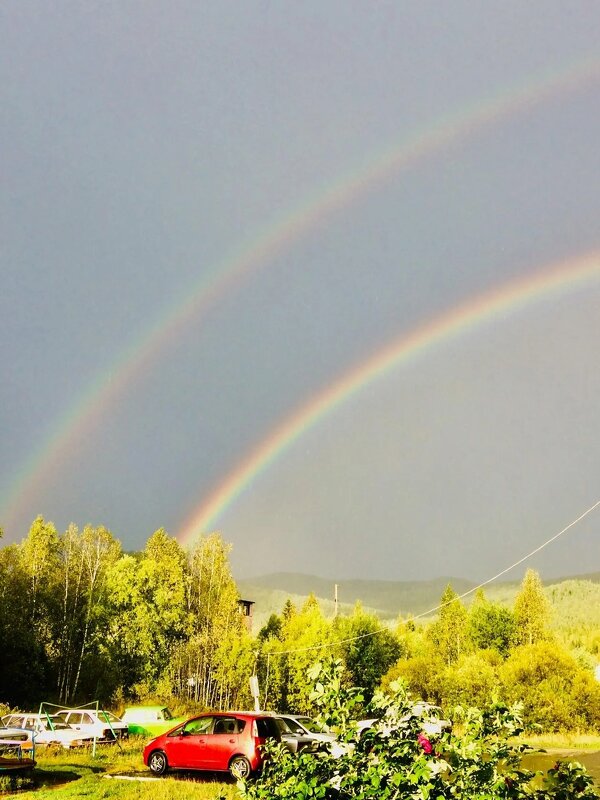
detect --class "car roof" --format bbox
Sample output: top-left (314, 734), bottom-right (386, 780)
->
top-left (186, 711), bottom-right (273, 719)
top-left (3, 712), bottom-right (51, 720)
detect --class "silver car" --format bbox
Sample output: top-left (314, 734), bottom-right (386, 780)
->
top-left (275, 714), bottom-right (335, 752)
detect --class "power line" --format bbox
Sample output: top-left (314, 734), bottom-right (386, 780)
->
top-left (417, 499), bottom-right (600, 619)
top-left (260, 499), bottom-right (599, 657)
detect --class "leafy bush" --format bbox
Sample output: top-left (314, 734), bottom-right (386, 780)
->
top-left (500, 642), bottom-right (600, 731)
top-left (380, 651), bottom-right (445, 705)
top-left (239, 659), bottom-right (600, 800)
top-left (441, 650), bottom-right (500, 709)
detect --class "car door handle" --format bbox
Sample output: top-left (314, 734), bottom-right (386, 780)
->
top-left (229, 738), bottom-right (235, 743)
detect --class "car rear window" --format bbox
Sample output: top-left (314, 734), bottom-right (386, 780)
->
top-left (214, 717), bottom-right (245, 735)
top-left (255, 717), bottom-right (281, 738)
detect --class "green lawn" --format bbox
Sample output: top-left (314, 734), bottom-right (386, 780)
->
top-left (4, 740), bottom-right (238, 800)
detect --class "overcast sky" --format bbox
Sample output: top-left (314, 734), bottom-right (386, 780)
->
top-left (2, 1), bottom-right (599, 582)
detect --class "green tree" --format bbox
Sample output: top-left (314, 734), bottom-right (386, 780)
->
top-left (21, 515), bottom-right (59, 625)
top-left (106, 529), bottom-right (187, 697)
top-left (172, 532), bottom-right (244, 709)
top-left (513, 569), bottom-right (550, 646)
top-left (468, 589), bottom-right (515, 656)
top-left (265, 594), bottom-right (332, 714)
top-left (258, 613), bottom-right (283, 644)
top-left (70, 524), bottom-right (121, 700)
top-left (428, 584), bottom-right (469, 665)
top-left (0, 542), bottom-right (49, 705)
top-left (333, 603), bottom-right (402, 702)
top-left (141, 528), bottom-right (188, 663)
top-left (54, 523), bottom-right (87, 703)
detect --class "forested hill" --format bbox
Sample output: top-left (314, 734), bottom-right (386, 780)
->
top-left (236, 571), bottom-right (600, 627)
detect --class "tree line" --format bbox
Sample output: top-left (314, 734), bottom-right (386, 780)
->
top-left (0, 518), bottom-right (249, 710)
top-left (1, 518), bottom-right (599, 732)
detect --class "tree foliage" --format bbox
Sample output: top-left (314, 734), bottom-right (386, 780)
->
top-left (468, 589), bottom-right (515, 655)
top-left (332, 603), bottom-right (403, 702)
top-left (427, 584), bottom-right (469, 665)
top-left (1, 521), bottom-right (599, 741)
top-left (514, 569), bottom-right (551, 646)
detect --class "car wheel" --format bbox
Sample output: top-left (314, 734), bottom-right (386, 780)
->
top-left (148, 750), bottom-right (168, 776)
top-left (229, 755), bottom-right (252, 779)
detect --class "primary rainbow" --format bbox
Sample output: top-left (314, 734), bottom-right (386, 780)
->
top-left (178, 250), bottom-right (600, 542)
top-left (2, 55), bottom-right (599, 534)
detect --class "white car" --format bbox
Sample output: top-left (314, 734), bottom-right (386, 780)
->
top-left (1, 713), bottom-right (95, 749)
top-left (52, 709), bottom-right (128, 741)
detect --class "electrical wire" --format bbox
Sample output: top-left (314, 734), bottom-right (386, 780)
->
top-left (260, 499), bottom-right (599, 658)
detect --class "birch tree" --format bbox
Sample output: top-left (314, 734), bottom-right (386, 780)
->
top-left (70, 524), bottom-right (120, 700)
top-left (174, 533), bottom-right (243, 709)
top-left (54, 523), bottom-right (86, 703)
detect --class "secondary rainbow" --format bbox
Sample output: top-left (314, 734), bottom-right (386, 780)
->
top-left (178, 250), bottom-right (600, 542)
top-left (2, 55), bottom-right (599, 535)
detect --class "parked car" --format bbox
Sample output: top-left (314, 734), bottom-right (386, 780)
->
top-left (273, 716), bottom-right (317, 753)
top-left (274, 714), bottom-right (334, 753)
top-left (1, 713), bottom-right (95, 749)
top-left (52, 709), bottom-right (128, 741)
top-left (121, 705), bottom-right (185, 737)
top-left (0, 726), bottom-right (36, 771)
top-left (143, 711), bottom-right (282, 779)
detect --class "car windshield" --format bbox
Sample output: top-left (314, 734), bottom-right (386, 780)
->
top-left (281, 717), bottom-right (305, 734)
top-left (296, 717), bottom-right (325, 734)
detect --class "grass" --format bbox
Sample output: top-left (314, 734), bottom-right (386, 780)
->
top-left (517, 732), bottom-right (600, 752)
top-left (4, 739), bottom-right (238, 799)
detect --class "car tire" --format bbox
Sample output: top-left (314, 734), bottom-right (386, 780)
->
top-left (148, 750), bottom-right (168, 776)
top-left (229, 755), bottom-right (252, 779)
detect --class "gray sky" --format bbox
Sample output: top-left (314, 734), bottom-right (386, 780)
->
top-left (1, 1), bottom-right (599, 581)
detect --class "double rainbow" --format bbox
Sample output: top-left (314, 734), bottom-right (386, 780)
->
top-left (177, 251), bottom-right (600, 542)
top-left (2, 55), bottom-right (598, 536)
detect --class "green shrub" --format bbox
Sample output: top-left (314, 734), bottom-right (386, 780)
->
top-left (441, 650), bottom-right (500, 709)
top-left (380, 651), bottom-right (445, 705)
top-left (240, 659), bottom-right (600, 800)
top-left (500, 642), bottom-right (600, 731)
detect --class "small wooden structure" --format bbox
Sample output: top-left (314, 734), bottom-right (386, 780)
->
top-left (237, 599), bottom-right (255, 632)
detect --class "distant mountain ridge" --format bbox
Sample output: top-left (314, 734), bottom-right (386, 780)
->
top-left (236, 570), bottom-right (600, 627)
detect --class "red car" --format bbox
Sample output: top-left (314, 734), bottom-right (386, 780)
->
top-left (143, 711), bottom-right (282, 779)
